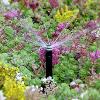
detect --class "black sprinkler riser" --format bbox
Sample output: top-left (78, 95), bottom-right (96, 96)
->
top-left (46, 46), bottom-right (52, 78)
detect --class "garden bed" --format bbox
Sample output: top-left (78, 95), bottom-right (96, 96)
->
top-left (0, 0), bottom-right (100, 100)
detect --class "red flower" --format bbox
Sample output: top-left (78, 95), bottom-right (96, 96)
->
top-left (24, 0), bottom-right (30, 8)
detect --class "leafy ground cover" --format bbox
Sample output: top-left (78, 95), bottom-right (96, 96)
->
top-left (0, 0), bottom-right (100, 100)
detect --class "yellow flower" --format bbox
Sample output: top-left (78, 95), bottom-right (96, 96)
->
top-left (64, 5), bottom-right (68, 12)
top-left (54, 5), bottom-right (79, 23)
top-left (4, 77), bottom-right (26, 100)
top-left (0, 62), bottom-right (26, 100)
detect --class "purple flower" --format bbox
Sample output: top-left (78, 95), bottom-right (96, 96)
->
top-left (85, 20), bottom-right (97, 30)
top-left (95, 50), bottom-right (100, 58)
top-left (56, 23), bottom-right (65, 32)
top-left (60, 46), bottom-right (70, 54)
top-left (39, 47), bottom-right (60, 65)
top-left (56, 22), bottom-right (70, 32)
top-left (90, 52), bottom-right (97, 61)
top-left (64, 22), bottom-right (70, 28)
top-left (29, 1), bottom-right (39, 11)
top-left (39, 47), bottom-right (46, 63)
top-left (13, 0), bottom-right (19, 2)
top-left (4, 10), bottom-right (20, 19)
top-left (52, 22), bottom-right (70, 37)
top-left (90, 50), bottom-right (100, 61)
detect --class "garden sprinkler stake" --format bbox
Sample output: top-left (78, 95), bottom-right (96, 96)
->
top-left (46, 45), bottom-right (52, 78)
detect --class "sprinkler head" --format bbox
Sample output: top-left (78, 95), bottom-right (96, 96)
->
top-left (46, 44), bottom-right (52, 78)
top-left (46, 44), bottom-right (52, 51)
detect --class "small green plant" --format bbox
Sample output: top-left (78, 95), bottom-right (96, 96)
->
top-left (53, 53), bottom-right (78, 83)
top-left (54, 83), bottom-right (78, 100)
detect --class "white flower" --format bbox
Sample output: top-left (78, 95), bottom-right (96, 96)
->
top-left (0, 91), bottom-right (6, 100)
top-left (95, 29), bottom-right (100, 37)
top-left (31, 85), bottom-right (35, 92)
top-left (16, 72), bottom-right (22, 81)
top-left (41, 77), bottom-right (47, 83)
top-left (31, 85), bottom-right (39, 92)
top-left (47, 76), bottom-right (52, 81)
top-left (91, 28), bottom-right (100, 38)
top-left (2, 0), bottom-right (10, 5)
top-left (40, 87), bottom-right (43, 91)
top-left (70, 81), bottom-right (76, 87)
top-left (31, 88), bottom-right (36, 92)
top-left (41, 77), bottom-right (55, 83)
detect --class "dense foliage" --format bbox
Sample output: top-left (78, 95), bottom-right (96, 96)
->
top-left (0, 0), bottom-right (100, 100)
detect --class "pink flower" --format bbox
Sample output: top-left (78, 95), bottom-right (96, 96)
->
top-left (24, 0), bottom-right (30, 8)
top-left (52, 22), bottom-right (70, 38)
top-left (56, 22), bottom-right (70, 32)
top-left (39, 47), bottom-right (46, 63)
top-left (49, 0), bottom-right (59, 8)
top-left (95, 50), bottom-right (100, 58)
top-left (60, 46), bottom-right (70, 54)
top-left (85, 20), bottom-right (97, 30)
top-left (80, 47), bottom-right (87, 56)
top-left (4, 10), bottom-right (20, 19)
top-left (90, 52), bottom-right (96, 61)
top-left (56, 23), bottom-right (65, 32)
top-left (39, 47), bottom-right (60, 65)
top-left (90, 50), bottom-right (100, 61)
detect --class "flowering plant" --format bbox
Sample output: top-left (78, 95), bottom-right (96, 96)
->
top-left (0, 62), bottom-right (26, 100)
top-left (54, 5), bottom-right (79, 23)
